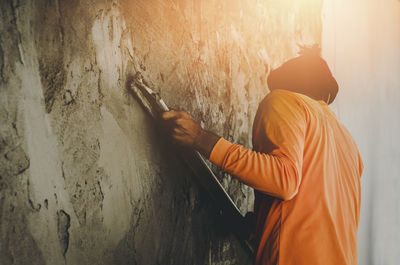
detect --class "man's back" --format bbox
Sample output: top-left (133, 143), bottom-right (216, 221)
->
top-left (208, 89), bottom-right (362, 264)
top-left (250, 89), bottom-right (363, 265)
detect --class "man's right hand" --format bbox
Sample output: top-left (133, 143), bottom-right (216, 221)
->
top-left (159, 110), bottom-right (220, 159)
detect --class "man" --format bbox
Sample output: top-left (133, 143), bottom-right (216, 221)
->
top-left (160, 46), bottom-right (363, 265)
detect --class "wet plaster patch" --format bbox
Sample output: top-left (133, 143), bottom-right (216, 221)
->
top-left (98, 106), bottom-right (135, 247)
top-left (16, 47), bottom-right (77, 264)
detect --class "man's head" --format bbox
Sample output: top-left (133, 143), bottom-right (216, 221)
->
top-left (267, 45), bottom-right (338, 104)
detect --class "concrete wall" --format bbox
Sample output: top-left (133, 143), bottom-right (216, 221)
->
top-left (0, 0), bottom-right (322, 264)
top-left (322, 0), bottom-right (400, 264)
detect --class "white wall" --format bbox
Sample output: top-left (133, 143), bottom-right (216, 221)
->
top-left (322, 0), bottom-right (400, 264)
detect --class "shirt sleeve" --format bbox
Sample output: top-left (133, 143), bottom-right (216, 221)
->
top-left (209, 91), bottom-right (307, 201)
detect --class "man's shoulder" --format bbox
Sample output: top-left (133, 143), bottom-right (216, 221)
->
top-left (253, 89), bottom-right (312, 127)
top-left (265, 88), bottom-right (309, 101)
top-left (260, 89), bottom-right (308, 110)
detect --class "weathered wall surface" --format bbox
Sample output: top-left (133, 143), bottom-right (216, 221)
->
top-left (0, 0), bottom-right (322, 264)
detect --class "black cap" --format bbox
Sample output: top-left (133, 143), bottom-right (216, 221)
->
top-left (267, 45), bottom-right (338, 104)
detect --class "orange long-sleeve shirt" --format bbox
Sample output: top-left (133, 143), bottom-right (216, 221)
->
top-left (209, 89), bottom-right (363, 265)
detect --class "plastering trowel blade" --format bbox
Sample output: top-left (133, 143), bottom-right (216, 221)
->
top-left (127, 73), bottom-right (169, 118)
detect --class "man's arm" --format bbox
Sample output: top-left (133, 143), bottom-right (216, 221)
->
top-left (160, 92), bottom-right (307, 201)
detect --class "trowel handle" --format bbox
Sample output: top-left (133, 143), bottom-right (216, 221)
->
top-left (154, 93), bottom-right (169, 112)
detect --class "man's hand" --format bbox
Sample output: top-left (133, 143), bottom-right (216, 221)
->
top-left (159, 110), bottom-right (220, 159)
top-left (160, 110), bottom-right (202, 147)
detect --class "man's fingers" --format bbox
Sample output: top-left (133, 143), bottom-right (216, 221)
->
top-left (175, 118), bottom-right (187, 127)
top-left (173, 127), bottom-right (182, 135)
top-left (161, 110), bottom-right (192, 121)
top-left (157, 119), bottom-right (184, 134)
top-left (171, 134), bottom-right (188, 145)
top-left (179, 111), bottom-right (191, 119)
top-left (158, 109), bottom-right (198, 148)
top-left (161, 110), bottom-right (177, 120)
